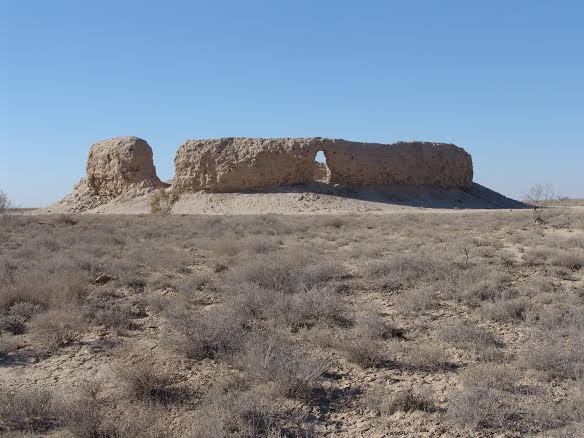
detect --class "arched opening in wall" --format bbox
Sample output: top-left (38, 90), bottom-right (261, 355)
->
top-left (312, 150), bottom-right (330, 183)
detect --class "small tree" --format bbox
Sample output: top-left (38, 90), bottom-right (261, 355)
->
top-left (523, 184), bottom-right (559, 224)
top-left (149, 189), bottom-right (179, 215)
top-left (0, 189), bottom-right (12, 220)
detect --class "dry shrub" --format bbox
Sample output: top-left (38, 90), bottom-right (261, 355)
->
top-left (0, 257), bottom-right (14, 285)
top-left (446, 385), bottom-right (517, 431)
top-left (259, 285), bottom-right (344, 329)
top-left (549, 250), bottom-right (584, 270)
top-left (58, 380), bottom-right (104, 438)
top-left (519, 333), bottom-right (584, 380)
top-left (457, 270), bottom-right (512, 307)
top-left (9, 302), bottom-right (42, 321)
top-left (477, 246), bottom-right (496, 258)
top-left (320, 216), bottom-right (345, 229)
top-left (34, 237), bottom-right (61, 252)
top-left (0, 312), bottom-right (26, 335)
top-left (28, 308), bottom-right (86, 351)
top-left (0, 189), bottom-right (12, 220)
top-left (149, 189), bottom-right (178, 215)
top-left (147, 295), bottom-right (171, 314)
top-left (341, 335), bottom-right (387, 368)
top-left (176, 273), bottom-right (209, 297)
top-left (367, 386), bottom-right (435, 415)
top-left (165, 303), bottom-right (245, 359)
top-left (53, 214), bottom-right (78, 225)
top-left (226, 282), bottom-right (272, 320)
top-left (92, 303), bottom-right (133, 332)
top-left (147, 273), bottom-right (175, 291)
top-left (396, 342), bottom-right (451, 371)
top-left (1, 269), bottom-right (89, 309)
top-left (357, 307), bottom-right (404, 340)
top-left (347, 242), bottom-right (386, 259)
top-left (246, 236), bottom-right (282, 254)
top-left (395, 287), bottom-right (437, 314)
top-left (111, 259), bottom-right (146, 288)
top-left (367, 253), bottom-right (453, 290)
top-left (338, 308), bottom-right (403, 368)
top-left (211, 237), bottom-right (243, 257)
top-left (523, 248), bottom-right (550, 266)
top-left (226, 252), bottom-right (345, 295)
top-left (438, 320), bottom-right (502, 361)
top-left (523, 248), bottom-right (584, 270)
top-left (449, 379), bottom-right (583, 434)
top-left (480, 297), bottom-right (529, 322)
top-left (528, 304), bottom-right (584, 333)
top-left (0, 333), bottom-right (16, 357)
top-left (239, 328), bottom-right (327, 398)
top-left (59, 380), bottom-right (168, 438)
top-left (0, 386), bottom-right (57, 432)
top-left (460, 363), bottom-right (522, 394)
top-left (117, 360), bottom-right (178, 404)
top-left (340, 329), bottom-right (386, 368)
top-left (189, 382), bottom-right (280, 438)
top-left (139, 246), bottom-right (190, 271)
top-left (226, 255), bottom-right (305, 293)
top-left (225, 257), bottom-right (346, 329)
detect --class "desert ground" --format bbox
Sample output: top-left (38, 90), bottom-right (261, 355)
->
top-left (1, 205), bottom-right (584, 437)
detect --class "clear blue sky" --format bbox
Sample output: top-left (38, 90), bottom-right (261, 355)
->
top-left (1, 0), bottom-right (582, 207)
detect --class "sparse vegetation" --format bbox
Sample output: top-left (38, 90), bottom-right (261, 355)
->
top-left (28, 308), bottom-right (86, 351)
top-left (239, 328), bottom-right (327, 398)
top-left (367, 386), bottom-right (436, 416)
top-left (165, 302), bottom-right (246, 359)
top-left (1, 210), bottom-right (583, 435)
top-left (439, 320), bottom-right (502, 361)
top-left (0, 189), bottom-right (12, 220)
top-left (149, 188), bottom-right (179, 214)
top-left (0, 386), bottom-right (57, 432)
top-left (524, 183), bottom-right (564, 224)
top-left (117, 360), bottom-right (178, 403)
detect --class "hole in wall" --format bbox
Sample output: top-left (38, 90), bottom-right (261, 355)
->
top-left (313, 150), bottom-right (330, 183)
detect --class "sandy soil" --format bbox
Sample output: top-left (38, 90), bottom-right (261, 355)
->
top-left (40, 182), bottom-right (528, 216)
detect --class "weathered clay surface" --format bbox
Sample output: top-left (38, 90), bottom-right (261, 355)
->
top-left (52, 137), bottom-right (167, 212)
top-left (172, 137), bottom-right (473, 192)
top-left (85, 136), bottom-right (165, 196)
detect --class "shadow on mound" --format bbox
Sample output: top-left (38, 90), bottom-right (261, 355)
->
top-left (244, 182), bottom-right (528, 210)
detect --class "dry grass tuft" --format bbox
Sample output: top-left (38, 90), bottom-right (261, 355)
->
top-left (367, 386), bottom-right (436, 415)
top-left (239, 328), bottom-right (327, 398)
top-left (117, 360), bottom-right (178, 404)
top-left (438, 320), bottom-right (502, 361)
top-left (165, 303), bottom-right (246, 359)
top-left (28, 308), bottom-right (86, 351)
top-left (0, 386), bottom-right (57, 432)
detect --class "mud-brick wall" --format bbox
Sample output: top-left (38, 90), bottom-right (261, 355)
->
top-left (172, 137), bottom-right (473, 192)
top-left (173, 138), bottom-right (324, 192)
top-left (86, 136), bottom-right (166, 197)
top-left (322, 140), bottom-right (473, 187)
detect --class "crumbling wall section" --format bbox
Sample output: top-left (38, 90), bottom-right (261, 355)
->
top-left (173, 137), bottom-right (326, 192)
top-left (323, 140), bottom-right (473, 187)
top-left (172, 137), bottom-right (473, 192)
top-left (85, 136), bottom-right (166, 197)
